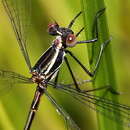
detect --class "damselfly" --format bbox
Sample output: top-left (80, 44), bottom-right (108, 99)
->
top-left (0, 0), bottom-right (130, 130)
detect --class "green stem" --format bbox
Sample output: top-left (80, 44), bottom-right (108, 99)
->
top-left (80, 0), bottom-right (124, 130)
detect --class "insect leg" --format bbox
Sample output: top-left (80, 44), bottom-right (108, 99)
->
top-left (66, 38), bottom-right (111, 77)
top-left (65, 50), bottom-right (94, 77)
top-left (54, 70), bottom-right (60, 86)
top-left (64, 57), bottom-right (81, 92)
top-left (68, 11), bottom-right (82, 28)
top-left (76, 8), bottom-right (106, 44)
top-left (66, 38), bottom-right (118, 94)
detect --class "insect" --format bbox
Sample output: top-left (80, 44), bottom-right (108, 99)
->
top-left (1, 0), bottom-right (130, 130)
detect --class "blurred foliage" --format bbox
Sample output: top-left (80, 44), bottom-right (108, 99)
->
top-left (0, 0), bottom-right (130, 130)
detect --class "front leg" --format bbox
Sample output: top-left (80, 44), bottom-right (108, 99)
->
top-left (65, 37), bottom-right (111, 78)
top-left (76, 8), bottom-right (106, 44)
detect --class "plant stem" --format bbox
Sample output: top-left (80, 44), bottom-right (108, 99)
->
top-left (80, 0), bottom-right (124, 130)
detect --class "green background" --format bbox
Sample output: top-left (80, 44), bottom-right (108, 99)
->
top-left (0, 0), bottom-right (130, 130)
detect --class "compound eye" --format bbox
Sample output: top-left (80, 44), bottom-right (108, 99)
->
top-left (66, 34), bottom-right (77, 47)
top-left (48, 23), bottom-right (59, 35)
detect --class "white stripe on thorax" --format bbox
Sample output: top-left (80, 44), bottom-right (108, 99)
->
top-left (44, 48), bottom-right (59, 75)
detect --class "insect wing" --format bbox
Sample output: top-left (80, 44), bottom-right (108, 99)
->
top-left (45, 90), bottom-right (80, 130)
top-left (49, 83), bottom-right (130, 128)
top-left (2, 0), bottom-right (32, 70)
top-left (0, 70), bottom-right (32, 95)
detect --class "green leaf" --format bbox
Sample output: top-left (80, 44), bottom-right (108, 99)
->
top-left (80, 0), bottom-right (124, 130)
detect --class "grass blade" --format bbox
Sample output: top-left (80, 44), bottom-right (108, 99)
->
top-left (80, 0), bottom-right (124, 130)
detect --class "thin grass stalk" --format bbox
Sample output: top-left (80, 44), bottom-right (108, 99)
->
top-left (80, 0), bottom-right (124, 130)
